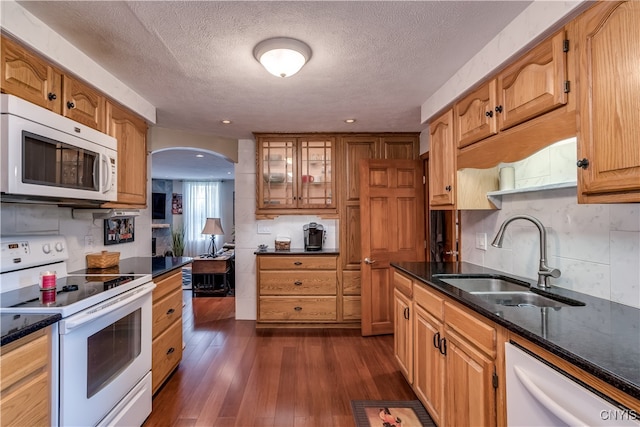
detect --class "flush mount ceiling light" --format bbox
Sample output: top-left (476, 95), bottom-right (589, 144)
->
top-left (253, 37), bottom-right (312, 78)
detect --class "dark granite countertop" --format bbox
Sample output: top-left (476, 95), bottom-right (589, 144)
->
top-left (254, 247), bottom-right (339, 255)
top-left (391, 261), bottom-right (640, 401)
top-left (69, 256), bottom-right (193, 278)
top-left (1, 313), bottom-right (61, 346)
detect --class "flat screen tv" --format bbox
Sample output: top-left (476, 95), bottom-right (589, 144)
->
top-left (152, 192), bottom-right (166, 219)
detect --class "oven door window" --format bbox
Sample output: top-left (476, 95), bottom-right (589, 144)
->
top-left (22, 130), bottom-right (99, 191)
top-left (86, 308), bottom-right (141, 398)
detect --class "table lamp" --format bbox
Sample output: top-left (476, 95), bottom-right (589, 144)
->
top-left (201, 217), bottom-right (224, 257)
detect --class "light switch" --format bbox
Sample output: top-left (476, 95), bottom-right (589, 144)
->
top-left (257, 222), bottom-right (272, 234)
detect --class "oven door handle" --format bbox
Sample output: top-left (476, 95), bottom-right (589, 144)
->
top-left (61, 282), bottom-right (156, 333)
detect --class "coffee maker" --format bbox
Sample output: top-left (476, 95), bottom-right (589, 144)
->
top-left (303, 222), bottom-right (324, 251)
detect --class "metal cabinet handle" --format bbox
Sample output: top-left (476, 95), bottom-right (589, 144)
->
top-left (433, 332), bottom-right (441, 349)
top-left (167, 347), bottom-right (175, 355)
top-left (48, 92), bottom-right (57, 101)
top-left (294, 261), bottom-right (303, 266)
top-left (294, 281), bottom-right (303, 286)
top-left (294, 306), bottom-right (302, 311)
top-left (576, 158), bottom-right (589, 169)
top-left (485, 110), bottom-right (493, 118)
top-left (364, 257), bottom-right (376, 265)
top-left (166, 308), bottom-right (175, 315)
top-left (439, 337), bottom-right (447, 356)
top-left (445, 185), bottom-right (452, 192)
top-left (67, 101), bottom-right (75, 109)
top-left (495, 105), bottom-right (503, 113)
top-left (403, 306), bottom-right (410, 320)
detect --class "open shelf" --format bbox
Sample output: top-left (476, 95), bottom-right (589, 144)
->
top-left (487, 181), bottom-right (577, 209)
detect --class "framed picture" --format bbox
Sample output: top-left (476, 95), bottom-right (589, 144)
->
top-left (172, 193), bottom-right (183, 214)
top-left (104, 217), bottom-right (135, 245)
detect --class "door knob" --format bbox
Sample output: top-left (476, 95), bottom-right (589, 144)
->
top-left (364, 257), bottom-right (376, 265)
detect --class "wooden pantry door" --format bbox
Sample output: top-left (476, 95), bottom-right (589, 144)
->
top-left (360, 159), bottom-right (425, 336)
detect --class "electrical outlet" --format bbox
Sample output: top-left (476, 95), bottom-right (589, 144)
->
top-left (84, 235), bottom-right (94, 251)
top-left (257, 222), bottom-right (272, 234)
top-left (476, 233), bottom-right (487, 251)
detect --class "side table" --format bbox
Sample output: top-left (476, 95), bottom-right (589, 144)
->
top-left (191, 252), bottom-right (234, 297)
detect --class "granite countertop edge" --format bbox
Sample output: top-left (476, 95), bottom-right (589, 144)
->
top-left (1, 313), bottom-right (61, 346)
top-left (391, 261), bottom-right (640, 402)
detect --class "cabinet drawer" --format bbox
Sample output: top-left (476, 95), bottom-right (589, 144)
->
top-left (1, 332), bottom-right (48, 392)
top-left (259, 297), bottom-right (337, 321)
top-left (259, 271), bottom-right (336, 295)
top-left (152, 318), bottom-right (182, 393)
top-left (444, 301), bottom-right (496, 357)
top-left (413, 284), bottom-right (444, 321)
top-left (0, 370), bottom-right (49, 426)
top-left (259, 256), bottom-right (337, 270)
top-left (153, 270), bottom-right (183, 301)
top-left (342, 296), bottom-right (361, 320)
top-left (393, 271), bottom-right (413, 298)
top-left (152, 288), bottom-right (183, 339)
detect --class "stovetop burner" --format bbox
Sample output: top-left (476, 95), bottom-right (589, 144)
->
top-left (0, 273), bottom-right (151, 317)
top-left (1, 274), bottom-right (137, 308)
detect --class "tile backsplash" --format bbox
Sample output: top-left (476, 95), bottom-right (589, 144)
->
top-left (461, 188), bottom-right (640, 309)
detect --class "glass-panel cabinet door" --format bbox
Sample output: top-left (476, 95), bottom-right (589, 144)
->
top-left (259, 138), bottom-right (297, 209)
top-left (299, 137), bottom-right (335, 208)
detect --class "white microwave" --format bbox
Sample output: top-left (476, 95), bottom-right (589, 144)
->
top-left (1, 94), bottom-right (117, 203)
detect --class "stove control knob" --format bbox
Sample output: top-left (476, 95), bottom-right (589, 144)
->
top-left (42, 243), bottom-right (52, 254)
top-left (55, 242), bottom-right (64, 252)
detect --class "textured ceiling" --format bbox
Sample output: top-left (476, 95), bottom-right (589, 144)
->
top-left (15, 1), bottom-right (533, 180)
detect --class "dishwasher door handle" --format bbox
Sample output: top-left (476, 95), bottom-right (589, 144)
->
top-left (513, 365), bottom-right (587, 426)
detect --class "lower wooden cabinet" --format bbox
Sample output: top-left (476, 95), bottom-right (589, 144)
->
top-left (0, 326), bottom-right (52, 427)
top-left (151, 269), bottom-right (183, 394)
top-left (394, 288), bottom-right (413, 383)
top-left (257, 254), bottom-right (342, 324)
top-left (394, 270), bottom-right (499, 427)
top-left (414, 304), bottom-right (445, 426)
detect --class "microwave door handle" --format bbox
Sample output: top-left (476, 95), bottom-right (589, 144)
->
top-left (101, 153), bottom-right (113, 194)
top-left (92, 153), bottom-right (100, 191)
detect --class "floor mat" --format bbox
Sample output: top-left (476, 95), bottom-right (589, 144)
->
top-left (351, 400), bottom-right (435, 427)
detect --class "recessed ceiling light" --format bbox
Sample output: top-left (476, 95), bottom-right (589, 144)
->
top-left (345, 119), bottom-right (356, 124)
top-left (221, 120), bottom-right (232, 124)
top-left (196, 154), bottom-right (204, 158)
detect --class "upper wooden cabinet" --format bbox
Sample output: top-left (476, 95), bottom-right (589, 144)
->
top-left (62, 75), bottom-right (106, 132)
top-left (454, 30), bottom-right (568, 149)
top-left (574, 0), bottom-right (640, 203)
top-left (497, 30), bottom-right (568, 131)
top-left (256, 134), bottom-right (336, 217)
top-left (1, 35), bottom-right (62, 113)
top-left (429, 110), bottom-right (456, 208)
top-left (103, 101), bottom-right (148, 207)
top-left (455, 80), bottom-right (498, 149)
top-left (1, 34), bottom-right (148, 207)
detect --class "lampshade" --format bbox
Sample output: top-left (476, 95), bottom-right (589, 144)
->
top-left (253, 37), bottom-right (312, 78)
top-left (201, 218), bottom-right (224, 236)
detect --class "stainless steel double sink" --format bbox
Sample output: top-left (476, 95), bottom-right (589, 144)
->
top-left (433, 274), bottom-right (585, 308)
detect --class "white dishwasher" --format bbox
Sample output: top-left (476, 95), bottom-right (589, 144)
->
top-left (505, 343), bottom-right (639, 426)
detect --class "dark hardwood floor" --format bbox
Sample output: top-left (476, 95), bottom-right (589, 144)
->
top-left (144, 291), bottom-right (417, 426)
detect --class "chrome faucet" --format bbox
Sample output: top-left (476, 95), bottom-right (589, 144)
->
top-left (491, 214), bottom-right (561, 288)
